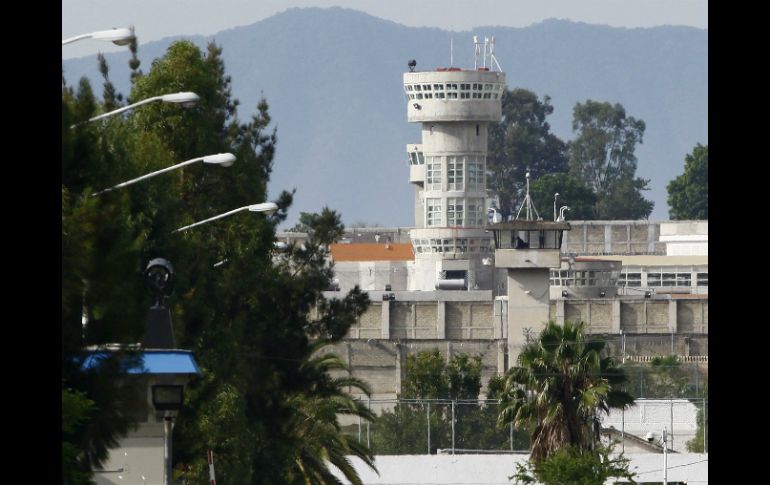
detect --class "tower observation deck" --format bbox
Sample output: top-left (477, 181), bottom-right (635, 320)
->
top-left (403, 44), bottom-right (505, 291)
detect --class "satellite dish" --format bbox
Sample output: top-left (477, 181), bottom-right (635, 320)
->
top-left (408, 59), bottom-right (417, 72)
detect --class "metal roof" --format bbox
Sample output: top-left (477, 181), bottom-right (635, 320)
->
top-left (81, 350), bottom-right (200, 375)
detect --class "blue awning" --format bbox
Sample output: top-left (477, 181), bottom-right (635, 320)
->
top-left (81, 350), bottom-right (200, 375)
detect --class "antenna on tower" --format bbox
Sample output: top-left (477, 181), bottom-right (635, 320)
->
top-left (515, 170), bottom-right (541, 221)
top-left (473, 35), bottom-right (481, 69)
top-left (450, 33), bottom-right (454, 67)
top-left (488, 36), bottom-right (502, 72)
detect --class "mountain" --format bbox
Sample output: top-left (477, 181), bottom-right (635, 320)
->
top-left (62, 7), bottom-right (708, 227)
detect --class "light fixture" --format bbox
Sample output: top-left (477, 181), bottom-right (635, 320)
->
top-left (561, 290), bottom-right (569, 298)
top-left (73, 91), bottom-right (200, 127)
top-left (173, 202), bottom-right (279, 233)
top-left (152, 384), bottom-right (184, 411)
top-left (62, 27), bottom-right (134, 46)
top-left (599, 291), bottom-right (606, 297)
top-left (413, 103), bottom-right (421, 110)
top-left (92, 153), bottom-right (235, 196)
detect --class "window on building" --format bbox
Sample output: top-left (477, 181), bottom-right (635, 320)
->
top-left (423, 84), bottom-right (431, 91)
top-left (427, 199), bottom-right (442, 227)
top-left (435, 92), bottom-right (445, 99)
top-left (406, 85), bottom-right (413, 91)
top-left (697, 272), bottom-right (708, 287)
top-left (460, 83), bottom-right (470, 90)
top-left (618, 272), bottom-right (642, 287)
top-left (427, 161), bottom-right (442, 190)
top-left (467, 159), bottom-right (484, 190)
top-left (447, 157), bottom-right (464, 191)
top-left (460, 92), bottom-right (470, 99)
top-left (414, 85), bottom-right (421, 91)
top-left (425, 93), bottom-right (433, 99)
top-left (448, 92), bottom-right (458, 99)
top-left (483, 93), bottom-right (491, 99)
top-left (434, 84), bottom-right (444, 90)
top-left (467, 198), bottom-right (484, 226)
top-left (447, 198), bottom-right (464, 226)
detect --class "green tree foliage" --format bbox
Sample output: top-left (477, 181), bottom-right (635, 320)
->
top-left (63, 39), bottom-right (375, 484)
top-left (667, 143), bottom-right (708, 220)
top-left (512, 443), bottom-right (636, 485)
top-left (498, 321), bottom-right (634, 462)
top-left (686, 382), bottom-right (708, 452)
top-left (621, 356), bottom-right (692, 399)
top-left (569, 100), bottom-right (653, 219)
top-left (488, 89), bottom-right (569, 220)
top-left (372, 350), bottom-right (527, 454)
top-left (530, 173), bottom-right (597, 220)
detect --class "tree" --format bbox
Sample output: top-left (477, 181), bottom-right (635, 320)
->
top-left (284, 348), bottom-right (377, 485)
top-left (488, 89), bottom-right (569, 220)
top-left (569, 100), bottom-right (653, 219)
top-left (498, 321), bottom-right (634, 462)
top-left (512, 443), bottom-right (636, 485)
top-left (530, 173), bottom-right (597, 221)
top-left (667, 143), bottom-right (708, 220)
top-left (63, 39), bottom-right (375, 484)
top-left (372, 350), bottom-right (526, 454)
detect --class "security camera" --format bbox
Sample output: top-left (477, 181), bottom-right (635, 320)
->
top-left (645, 432), bottom-right (656, 443)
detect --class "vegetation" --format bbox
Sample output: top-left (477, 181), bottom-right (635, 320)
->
top-left (569, 100), bottom-right (653, 219)
top-left (487, 93), bottom-right (654, 221)
top-left (62, 38), bottom-right (374, 484)
top-left (488, 89), bottom-right (569, 220)
top-left (371, 350), bottom-right (528, 454)
top-left (667, 143), bottom-right (708, 220)
top-left (511, 443), bottom-right (636, 485)
top-left (498, 321), bottom-right (634, 462)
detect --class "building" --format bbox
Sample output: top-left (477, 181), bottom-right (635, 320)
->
top-left (277, 40), bottom-right (707, 408)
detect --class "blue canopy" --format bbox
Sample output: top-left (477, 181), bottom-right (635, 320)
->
top-left (81, 350), bottom-right (200, 375)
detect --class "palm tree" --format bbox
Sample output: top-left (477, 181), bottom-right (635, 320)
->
top-left (286, 343), bottom-right (378, 484)
top-left (498, 321), bottom-right (634, 462)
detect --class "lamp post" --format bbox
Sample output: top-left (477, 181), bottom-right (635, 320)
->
top-left (173, 202), bottom-right (279, 233)
top-left (71, 91), bottom-right (200, 128)
top-left (62, 27), bottom-right (134, 46)
top-left (92, 152), bottom-right (236, 196)
top-left (152, 384), bottom-right (185, 485)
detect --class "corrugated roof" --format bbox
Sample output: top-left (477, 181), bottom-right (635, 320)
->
top-left (330, 243), bottom-right (414, 262)
top-left (81, 350), bottom-right (200, 375)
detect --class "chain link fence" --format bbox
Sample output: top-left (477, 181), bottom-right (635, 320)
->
top-left (348, 397), bottom-right (707, 455)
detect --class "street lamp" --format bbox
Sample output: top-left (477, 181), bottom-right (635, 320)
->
top-left (92, 152), bottom-right (236, 196)
top-left (173, 202), bottom-right (279, 233)
top-left (71, 91), bottom-right (200, 128)
top-left (151, 384), bottom-right (184, 485)
top-left (62, 27), bottom-right (135, 46)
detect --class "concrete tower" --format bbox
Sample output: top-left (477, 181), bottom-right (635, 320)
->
top-left (403, 42), bottom-right (505, 292)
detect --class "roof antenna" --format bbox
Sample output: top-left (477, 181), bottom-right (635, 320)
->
top-left (515, 170), bottom-right (541, 221)
top-left (450, 31), bottom-right (454, 67)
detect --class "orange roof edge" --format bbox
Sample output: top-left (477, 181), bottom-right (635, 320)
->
top-left (330, 243), bottom-right (415, 262)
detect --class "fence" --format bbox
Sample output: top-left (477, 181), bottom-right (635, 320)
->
top-left (618, 362), bottom-right (708, 400)
top-left (350, 398), bottom-right (707, 455)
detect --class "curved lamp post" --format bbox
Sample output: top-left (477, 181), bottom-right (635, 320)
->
top-left (71, 91), bottom-right (200, 128)
top-left (62, 27), bottom-right (134, 46)
top-left (92, 152), bottom-right (236, 196)
top-left (173, 202), bottom-right (279, 233)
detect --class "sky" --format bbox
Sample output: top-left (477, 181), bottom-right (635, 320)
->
top-left (62, 0), bottom-right (708, 59)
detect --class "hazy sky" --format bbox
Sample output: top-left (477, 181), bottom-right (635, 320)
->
top-left (62, 0), bottom-right (707, 59)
